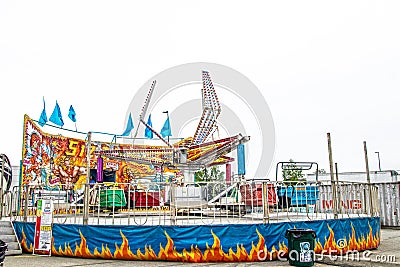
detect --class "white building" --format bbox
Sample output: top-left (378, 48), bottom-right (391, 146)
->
top-left (307, 170), bottom-right (399, 183)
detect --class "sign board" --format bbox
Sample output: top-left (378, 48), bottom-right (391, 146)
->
top-left (33, 198), bottom-right (54, 255)
top-left (237, 144), bottom-right (246, 175)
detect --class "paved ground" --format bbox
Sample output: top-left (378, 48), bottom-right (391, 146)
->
top-left (2, 228), bottom-right (399, 267)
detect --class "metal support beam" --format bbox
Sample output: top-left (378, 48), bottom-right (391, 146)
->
top-left (0, 154), bottom-right (5, 219)
top-left (83, 132), bottom-right (92, 225)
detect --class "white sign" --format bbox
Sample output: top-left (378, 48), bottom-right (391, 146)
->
top-left (33, 198), bottom-right (53, 255)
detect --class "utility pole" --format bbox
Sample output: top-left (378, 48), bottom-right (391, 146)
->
top-left (163, 111), bottom-right (170, 144)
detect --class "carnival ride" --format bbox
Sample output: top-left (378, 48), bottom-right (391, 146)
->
top-left (275, 162), bottom-right (320, 209)
top-left (9, 71), bottom-right (381, 264)
top-left (97, 70), bottom-right (250, 171)
top-left (94, 70), bottom-right (250, 209)
top-left (17, 70), bottom-right (253, 212)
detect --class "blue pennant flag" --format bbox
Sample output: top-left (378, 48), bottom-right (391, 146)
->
top-left (49, 100), bottom-right (64, 127)
top-left (145, 114), bottom-right (154, 139)
top-left (160, 114), bottom-right (172, 138)
top-left (121, 113), bottom-right (134, 136)
top-left (38, 97), bottom-right (48, 127)
top-left (68, 105), bottom-right (76, 122)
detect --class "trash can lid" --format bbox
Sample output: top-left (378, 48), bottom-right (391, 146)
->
top-left (286, 228), bottom-right (315, 233)
top-left (285, 228), bottom-right (316, 238)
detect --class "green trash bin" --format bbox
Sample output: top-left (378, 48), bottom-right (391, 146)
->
top-left (285, 228), bottom-right (316, 267)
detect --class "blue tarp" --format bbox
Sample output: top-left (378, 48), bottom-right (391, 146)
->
top-left (13, 217), bottom-right (380, 262)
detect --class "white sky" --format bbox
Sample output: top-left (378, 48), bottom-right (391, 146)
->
top-left (1, 1), bottom-right (400, 177)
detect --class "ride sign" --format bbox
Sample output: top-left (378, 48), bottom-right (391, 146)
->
top-left (33, 198), bottom-right (54, 255)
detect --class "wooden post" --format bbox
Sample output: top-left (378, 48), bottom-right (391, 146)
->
top-left (363, 141), bottom-right (374, 216)
top-left (83, 132), bottom-right (92, 225)
top-left (327, 133), bottom-right (338, 219)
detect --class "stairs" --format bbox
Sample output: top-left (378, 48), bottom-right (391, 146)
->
top-left (0, 220), bottom-right (22, 255)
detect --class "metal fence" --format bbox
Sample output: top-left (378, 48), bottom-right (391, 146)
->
top-left (317, 181), bottom-right (379, 218)
top-left (1, 180), bottom-right (379, 226)
top-left (375, 182), bottom-right (400, 227)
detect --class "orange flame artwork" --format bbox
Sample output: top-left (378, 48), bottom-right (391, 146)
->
top-left (315, 222), bottom-right (380, 255)
top-left (17, 218), bottom-right (380, 263)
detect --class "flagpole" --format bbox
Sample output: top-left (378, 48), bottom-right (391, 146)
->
top-left (162, 111), bottom-right (170, 144)
top-left (74, 122), bottom-right (77, 132)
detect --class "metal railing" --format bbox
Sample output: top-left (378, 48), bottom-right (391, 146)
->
top-left (1, 180), bottom-right (379, 225)
top-left (317, 181), bottom-right (379, 218)
top-left (375, 182), bottom-right (400, 227)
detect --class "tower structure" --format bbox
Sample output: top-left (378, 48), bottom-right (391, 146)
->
top-left (192, 71), bottom-right (221, 145)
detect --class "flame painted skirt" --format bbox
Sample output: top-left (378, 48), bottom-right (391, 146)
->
top-left (13, 217), bottom-right (380, 262)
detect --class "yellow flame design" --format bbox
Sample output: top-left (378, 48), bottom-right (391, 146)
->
top-left (19, 222), bottom-right (380, 262)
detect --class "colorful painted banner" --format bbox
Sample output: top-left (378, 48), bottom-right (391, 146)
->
top-left (21, 114), bottom-right (235, 192)
top-left (33, 198), bottom-right (53, 254)
top-left (14, 217), bottom-right (380, 262)
top-left (21, 115), bottom-right (165, 190)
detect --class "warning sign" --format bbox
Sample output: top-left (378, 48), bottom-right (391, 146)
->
top-left (33, 198), bottom-right (53, 255)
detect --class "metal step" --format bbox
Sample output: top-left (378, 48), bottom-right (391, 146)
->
top-left (3, 239), bottom-right (19, 250)
top-left (0, 220), bottom-right (22, 256)
top-left (6, 248), bottom-right (22, 256)
top-left (0, 226), bottom-right (14, 235)
top-left (0, 234), bottom-right (16, 243)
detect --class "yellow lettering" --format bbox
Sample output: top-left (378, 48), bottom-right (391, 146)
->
top-left (78, 144), bottom-right (86, 157)
top-left (40, 226), bottom-right (52, 231)
top-left (66, 141), bottom-right (79, 156)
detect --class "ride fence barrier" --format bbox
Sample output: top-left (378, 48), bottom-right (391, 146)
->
top-left (1, 179), bottom-right (379, 225)
top-left (375, 182), bottom-right (400, 227)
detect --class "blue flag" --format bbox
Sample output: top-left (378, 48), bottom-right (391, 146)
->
top-left (121, 113), bottom-right (134, 136)
top-left (38, 97), bottom-right (48, 127)
top-left (160, 115), bottom-right (172, 138)
top-left (145, 114), bottom-right (153, 139)
top-left (49, 100), bottom-right (64, 127)
top-left (68, 105), bottom-right (76, 122)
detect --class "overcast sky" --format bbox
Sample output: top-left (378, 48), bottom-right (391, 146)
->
top-left (1, 1), bottom-right (399, 178)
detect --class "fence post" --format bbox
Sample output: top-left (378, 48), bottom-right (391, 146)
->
top-left (335, 163), bottom-right (342, 215)
top-left (327, 133), bottom-right (338, 219)
top-left (262, 182), bottom-right (269, 224)
top-left (23, 185), bottom-right (28, 222)
top-left (0, 154), bottom-right (4, 219)
top-left (363, 141), bottom-right (374, 216)
top-left (170, 183), bottom-right (176, 225)
top-left (83, 132), bottom-right (92, 225)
